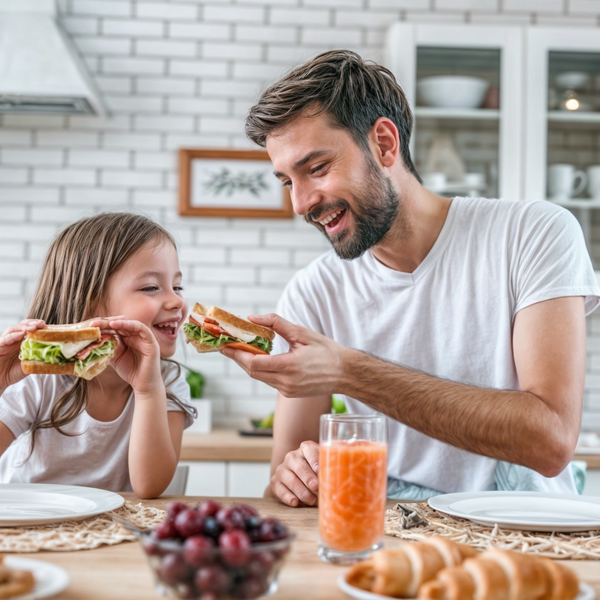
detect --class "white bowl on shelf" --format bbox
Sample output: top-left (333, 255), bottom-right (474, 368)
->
top-left (417, 76), bottom-right (490, 109)
top-left (555, 71), bottom-right (590, 90)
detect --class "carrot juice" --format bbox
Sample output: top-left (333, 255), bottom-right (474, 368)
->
top-left (318, 414), bottom-right (388, 564)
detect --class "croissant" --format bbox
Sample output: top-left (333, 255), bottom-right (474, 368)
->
top-left (418, 549), bottom-right (579, 600)
top-left (346, 536), bottom-right (477, 597)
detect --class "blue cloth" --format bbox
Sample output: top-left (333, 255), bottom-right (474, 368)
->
top-left (387, 461), bottom-right (586, 500)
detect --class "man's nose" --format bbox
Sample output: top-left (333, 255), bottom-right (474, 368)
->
top-left (291, 182), bottom-right (320, 217)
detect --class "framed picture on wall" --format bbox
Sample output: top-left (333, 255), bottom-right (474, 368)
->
top-left (178, 148), bottom-right (294, 219)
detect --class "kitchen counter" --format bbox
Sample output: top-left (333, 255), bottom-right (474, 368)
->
top-left (575, 453), bottom-right (600, 469)
top-left (181, 428), bottom-right (273, 462)
top-left (31, 494), bottom-right (600, 599)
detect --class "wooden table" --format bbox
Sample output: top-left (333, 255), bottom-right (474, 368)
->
top-left (29, 495), bottom-right (600, 599)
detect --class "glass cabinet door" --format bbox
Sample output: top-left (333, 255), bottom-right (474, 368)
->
top-left (386, 24), bottom-right (523, 201)
top-left (526, 28), bottom-right (600, 268)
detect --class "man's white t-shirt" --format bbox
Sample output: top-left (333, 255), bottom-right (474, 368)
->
top-left (273, 197), bottom-right (600, 494)
top-left (0, 361), bottom-right (195, 492)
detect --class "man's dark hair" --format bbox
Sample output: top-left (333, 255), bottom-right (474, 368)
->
top-left (245, 49), bottom-right (421, 181)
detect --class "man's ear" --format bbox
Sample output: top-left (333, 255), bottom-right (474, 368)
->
top-left (369, 117), bottom-right (400, 168)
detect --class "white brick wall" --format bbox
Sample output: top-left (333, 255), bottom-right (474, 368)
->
top-left (1, 0), bottom-right (600, 427)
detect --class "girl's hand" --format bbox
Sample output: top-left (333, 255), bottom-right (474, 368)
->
top-left (89, 317), bottom-right (162, 395)
top-left (0, 319), bottom-right (46, 392)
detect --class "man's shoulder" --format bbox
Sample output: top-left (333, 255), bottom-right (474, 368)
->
top-left (454, 197), bottom-right (569, 241)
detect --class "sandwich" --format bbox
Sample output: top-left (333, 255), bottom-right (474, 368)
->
top-left (19, 322), bottom-right (117, 380)
top-left (183, 303), bottom-right (274, 355)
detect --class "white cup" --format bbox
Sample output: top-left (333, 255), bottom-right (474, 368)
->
top-left (548, 164), bottom-right (587, 200)
top-left (588, 165), bottom-right (600, 199)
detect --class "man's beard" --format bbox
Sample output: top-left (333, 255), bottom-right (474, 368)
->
top-left (306, 157), bottom-right (401, 260)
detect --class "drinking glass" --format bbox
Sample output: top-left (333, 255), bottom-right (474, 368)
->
top-left (318, 414), bottom-right (388, 565)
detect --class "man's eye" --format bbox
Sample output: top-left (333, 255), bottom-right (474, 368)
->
top-left (311, 163), bottom-right (328, 175)
top-left (282, 180), bottom-right (292, 188)
top-left (141, 286), bottom-right (158, 292)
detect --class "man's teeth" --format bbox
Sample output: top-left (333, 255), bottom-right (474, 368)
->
top-left (318, 209), bottom-right (343, 226)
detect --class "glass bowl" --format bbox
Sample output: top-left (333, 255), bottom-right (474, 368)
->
top-left (138, 529), bottom-right (295, 600)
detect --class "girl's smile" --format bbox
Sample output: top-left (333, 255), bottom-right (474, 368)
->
top-left (102, 240), bottom-right (187, 357)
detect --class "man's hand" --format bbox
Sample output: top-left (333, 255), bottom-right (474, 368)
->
top-left (270, 440), bottom-right (320, 507)
top-left (220, 314), bottom-right (348, 398)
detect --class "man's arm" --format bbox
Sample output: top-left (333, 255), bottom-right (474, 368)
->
top-left (224, 296), bottom-right (586, 478)
top-left (343, 296), bottom-right (585, 476)
top-left (266, 392), bottom-right (330, 506)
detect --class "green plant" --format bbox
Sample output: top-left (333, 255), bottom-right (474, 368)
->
top-left (331, 395), bottom-right (347, 414)
top-left (184, 367), bottom-right (205, 399)
top-left (203, 167), bottom-right (269, 198)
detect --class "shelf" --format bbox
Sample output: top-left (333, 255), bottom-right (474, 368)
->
top-left (549, 198), bottom-right (600, 209)
top-left (414, 107), bottom-right (500, 120)
top-left (548, 111), bottom-right (600, 123)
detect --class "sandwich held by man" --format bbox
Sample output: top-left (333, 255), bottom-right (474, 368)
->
top-left (220, 50), bottom-right (600, 505)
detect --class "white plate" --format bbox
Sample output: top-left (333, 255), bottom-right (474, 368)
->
top-left (428, 491), bottom-right (600, 532)
top-left (0, 483), bottom-right (124, 526)
top-left (3, 557), bottom-right (70, 599)
top-left (338, 574), bottom-right (595, 600)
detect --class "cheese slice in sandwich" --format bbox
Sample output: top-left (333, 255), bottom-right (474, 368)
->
top-left (183, 303), bottom-right (274, 355)
top-left (19, 322), bottom-right (117, 380)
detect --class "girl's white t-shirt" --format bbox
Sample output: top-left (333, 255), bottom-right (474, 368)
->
top-left (0, 361), bottom-right (194, 492)
top-left (273, 197), bottom-right (600, 494)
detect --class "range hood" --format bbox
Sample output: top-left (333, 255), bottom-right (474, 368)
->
top-left (0, 0), bottom-right (106, 116)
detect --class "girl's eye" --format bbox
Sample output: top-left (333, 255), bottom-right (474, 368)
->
top-left (174, 286), bottom-right (184, 292)
top-left (141, 286), bottom-right (159, 292)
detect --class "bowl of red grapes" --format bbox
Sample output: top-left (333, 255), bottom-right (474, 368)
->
top-left (138, 500), bottom-right (294, 600)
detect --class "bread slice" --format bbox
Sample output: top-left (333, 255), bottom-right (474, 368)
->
top-left (26, 326), bottom-right (100, 344)
top-left (21, 361), bottom-right (76, 376)
top-left (191, 303), bottom-right (275, 340)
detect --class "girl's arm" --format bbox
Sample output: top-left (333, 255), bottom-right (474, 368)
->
top-left (91, 318), bottom-right (185, 499)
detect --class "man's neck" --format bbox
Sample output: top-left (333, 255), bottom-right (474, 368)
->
top-left (369, 178), bottom-right (452, 273)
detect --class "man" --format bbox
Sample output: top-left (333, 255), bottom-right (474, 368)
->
top-left (222, 50), bottom-right (600, 507)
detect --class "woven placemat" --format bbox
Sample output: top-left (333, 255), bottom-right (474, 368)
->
top-left (385, 502), bottom-right (600, 560)
top-left (0, 501), bottom-right (166, 553)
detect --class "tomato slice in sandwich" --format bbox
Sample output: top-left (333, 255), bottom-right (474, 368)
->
top-left (224, 342), bottom-right (269, 355)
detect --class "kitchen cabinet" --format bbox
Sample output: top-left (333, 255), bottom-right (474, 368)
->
top-left (386, 23), bottom-right (600, 266)
top-left (177, 430), bottom-right (272, 498)
top-left (386, 23), bottom-right (524, 203)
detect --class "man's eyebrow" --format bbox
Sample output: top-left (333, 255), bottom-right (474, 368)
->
top-left (273, 150), bottom-right (329, 179)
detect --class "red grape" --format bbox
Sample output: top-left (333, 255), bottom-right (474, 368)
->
top-left (196, 499), bottom-right (221, 519)
top-left (155, 518), bottom-right (178, 540)
top-left (175, 509), bottom-right (204, 538)
top-left (233, 503), bottom-right (258, 519)
top-left (194, 564), bottom-right (229, 592)
top-left (219, 529), bottom-right (251, 567)
top-left (166, 501), bottom-right (188, 519)
top-left (216, 507), bottom-right (245, 532)
top-left (258, 518), bottom-right (288, 542)
top-left (183, 535), bottom-right (215, 567)
top-left (157, 552), bottom-right (190, 584)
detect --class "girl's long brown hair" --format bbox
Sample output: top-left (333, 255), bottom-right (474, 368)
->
top-left (26, 212), bottom-right (190, 455)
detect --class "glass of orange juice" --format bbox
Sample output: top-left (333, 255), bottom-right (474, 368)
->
top-left (318, 414), bottom-right (388, 564)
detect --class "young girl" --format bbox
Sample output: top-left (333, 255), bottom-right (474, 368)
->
top-left (0, 213), bottom-right (195, 499)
